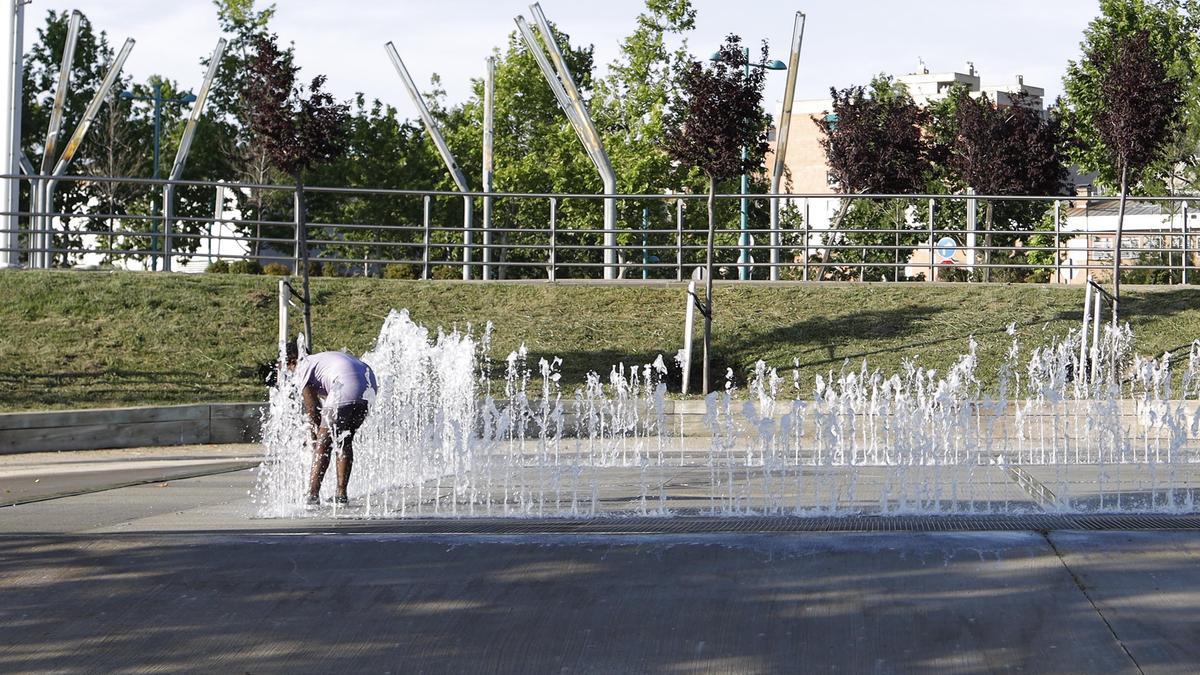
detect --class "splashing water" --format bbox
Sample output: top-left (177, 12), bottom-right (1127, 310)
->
top-left (253, 310), bottom-right (1200, 518)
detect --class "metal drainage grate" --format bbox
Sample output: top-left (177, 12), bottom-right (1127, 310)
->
top-left (313, 512), bottom-right (1200, 535)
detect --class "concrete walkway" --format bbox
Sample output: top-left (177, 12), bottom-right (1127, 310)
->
top-left (2, 447), bottom-right (1199, 673)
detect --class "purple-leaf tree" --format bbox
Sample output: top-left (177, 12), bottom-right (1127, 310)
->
top-left (664, 35), bottom-right (771, 393)
top-left (815, 80), bottom-right (930, 279)
top-left (243, 33), bottom-right (348, 345)
top-left (948, 91), bottom-right (1069, 281)
top-left (1090, 29), bottom-right (1181, 306)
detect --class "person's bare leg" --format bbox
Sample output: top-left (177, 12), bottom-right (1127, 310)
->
top-left (335, 439), bottom-right (353, 502)
top-left (307, 426), bottom-right (332, 502)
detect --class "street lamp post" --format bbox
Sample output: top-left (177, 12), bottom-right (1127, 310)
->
top-left (121, 84), bottom-right (195, 270)
top-left (711, 48), bottom-right (785, 281)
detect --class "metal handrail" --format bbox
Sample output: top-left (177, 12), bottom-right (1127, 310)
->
top-left (2, 172), bottom-right (1195, 283)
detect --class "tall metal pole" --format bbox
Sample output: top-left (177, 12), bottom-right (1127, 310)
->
top-left (768, 12), bottom-right (805, 281)
top-left (482, 56), bottom-right (494, 281)
top-left (525, 4), bottom-right (618, 280)
top-left (0, 0), bottom-right (24, 268)
top-left (33, 11), bottom-right (81, 269)
top-left (44, 37), bottom-right (135, 269)
top-left (162, 38), bottom-right (226, 273)
top-left (150, 82), bottom-right (162, 270)
top-left (385, 42), bottom-right (473, 280)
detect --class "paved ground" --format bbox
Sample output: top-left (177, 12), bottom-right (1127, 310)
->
top-left (3, 446), bottom-right (1200, 673)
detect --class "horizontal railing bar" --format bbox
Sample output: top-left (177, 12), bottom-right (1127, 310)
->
top-left (4, 173), bottom-right (1197, 203)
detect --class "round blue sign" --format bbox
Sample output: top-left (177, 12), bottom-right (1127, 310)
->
top-left (935, 236), bottom-right (958, 261)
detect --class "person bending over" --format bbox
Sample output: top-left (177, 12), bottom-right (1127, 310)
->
top-left (286, 340), bottom-right (377, 506)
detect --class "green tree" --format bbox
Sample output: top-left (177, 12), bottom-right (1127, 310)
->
top-left (441, 28), bottom-right (600, 279)
top-left (205, 0), bottom-right (289, 256)
top-left (1062, 0), bottom-right (1199, 193)
top-left (308, 95), bottom-right (443, 275)
top-left (593, 0), bottom-right (705, 269)
top-left (22, 11), bottom-right (127, 265)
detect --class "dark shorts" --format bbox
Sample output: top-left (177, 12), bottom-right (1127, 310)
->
top-left (324, 400), bottom-right (369, 449)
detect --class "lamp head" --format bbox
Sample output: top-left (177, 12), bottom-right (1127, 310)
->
top-left (708, 51), bottom-right (722, 62)
top-left (766, 60), bottom-right (787, 71)
top-left (119, 91), bottom-right (134, 100)
top-left (180, 93), bottom-right (197, 104)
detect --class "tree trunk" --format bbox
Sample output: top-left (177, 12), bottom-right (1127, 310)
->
top-left (703, 175), bottom-right (716, 395)
top-left (816, 197), bottom-right (853, 280)
top-left (983, 202), bottom-right (994, 283)
top-left (1113, 163), bottom-right (1128, 320)
top-left (295, 174), bottom-right (314, 349)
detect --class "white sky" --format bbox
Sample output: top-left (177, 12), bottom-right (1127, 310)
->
top-left (31, 0), bottom-right (1099, 118)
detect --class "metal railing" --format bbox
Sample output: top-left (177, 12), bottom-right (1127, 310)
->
top-left (0, 173), bottom-right (1195, 284)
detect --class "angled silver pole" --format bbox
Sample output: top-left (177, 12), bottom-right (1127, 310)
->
top-left (0, 0), bottom-right (24, 267)
top-left (168, 39), bottom-right (225, 182)
top-left (161, 38), bottom-right (226, 272)
top-left (34, 10), bottom-right (80, 269)
top-left (514, 17), bottom-right (582, 132)
top-left (51, 39), bottom-right (135, 178)
top-left (42, 37), bottom-right (133, 268)
top-left (40, 11), bottom-right (81, 176)
top-left (385, 41), bottom-right (472, 280)
top-left (482, 55), bottom-right (495, 280)
top-left (769, 12), bottom-right (805, 281)
top-left (522, 5), bottom-right (619, 279)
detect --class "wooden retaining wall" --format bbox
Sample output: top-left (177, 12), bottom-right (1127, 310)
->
top-left (0, 403), bottom-right (264, 455)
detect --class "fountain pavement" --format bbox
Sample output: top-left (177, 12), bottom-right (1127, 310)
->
top-left (3, 443), bottom-right (1200, 672)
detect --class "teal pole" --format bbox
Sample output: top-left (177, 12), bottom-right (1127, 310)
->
top-left (739, 46), bottom-right (751, 281)
top-left (642, 208), bottom-right (649, 280)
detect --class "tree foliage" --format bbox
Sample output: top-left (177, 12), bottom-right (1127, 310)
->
top-left (243, 34), bottom-right (347, 180)
top-left (1062, 0), bottom-right (1199, 193)
top-left (664, 37), bottom-right (770, 182)
top-left (818, 78), bottom-right (929, 195)
top-left (1092, 30), bottom-right (1183, 178)
top-left (1087, 28), bottom-right (1184, 301)
top-left (665, 34), bottom-right (771, 392)
top-left (814, 77), bottom-right (929, 280)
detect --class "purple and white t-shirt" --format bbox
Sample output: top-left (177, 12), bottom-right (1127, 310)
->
top-left (294, 351), bottom-right (377, 409)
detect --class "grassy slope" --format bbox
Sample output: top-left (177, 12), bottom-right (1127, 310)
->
top-left (2, 270), bottom-right (1200, 410)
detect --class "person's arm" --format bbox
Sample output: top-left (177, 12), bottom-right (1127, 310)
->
top-left (301, 383), bottom-right (322, 434)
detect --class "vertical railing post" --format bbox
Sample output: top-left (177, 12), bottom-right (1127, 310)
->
top-left (162, 182), bottom-right (173, 272)
top-left (26, 177), bottom-right (39, 268)
top-left (641, 207), bottom-right (649, 280)
top-left (462, 194), bottom-right (472, 280)
top-left (927, 198), bottom-right (936, 282)
top-left (675, 200), bottom-right (683, 282)
top-left (893, 200), bottom-right (900, 282)
top-left (1183, 201), bottom-right (1190, 285)
top-left (422, 194), bottom-right (431, 280)
top-left (1054, 200), bottom-right (1062, 283)
top-left (292, 189), bottom-right (300, 272)
top-left (548, 197), bottom-right (557, 282)
top-left (802, 198), bottom-right (810, 282)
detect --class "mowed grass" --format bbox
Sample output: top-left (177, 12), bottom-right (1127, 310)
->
top-left (3, 269), bottom-right (1200, 410)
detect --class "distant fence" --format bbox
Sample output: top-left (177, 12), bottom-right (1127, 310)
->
top-left (0, 173), bottom-right (1196, 284)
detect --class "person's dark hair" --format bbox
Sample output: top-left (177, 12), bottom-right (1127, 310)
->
top-left (286, 338), bottom-right (299, 365)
